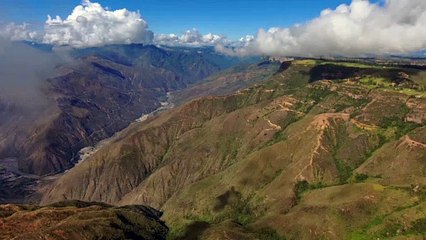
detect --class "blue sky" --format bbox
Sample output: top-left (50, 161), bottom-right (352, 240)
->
top-left (0, 0), bottom-right (353, 39)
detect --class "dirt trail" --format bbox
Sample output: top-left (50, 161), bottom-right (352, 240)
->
top-left (295, 113), bottom-right (349, 180)
top-left (399, 135), bottom-right (426, 148)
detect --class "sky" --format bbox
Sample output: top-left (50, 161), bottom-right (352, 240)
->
top-left (0, 0), bottom-right (353, 39)
top-left (1, 0), bottom-right (426, 57)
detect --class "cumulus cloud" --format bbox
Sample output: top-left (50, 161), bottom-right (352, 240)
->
top-left (219, 0), bottom-right (426, 57)
top-left (0, 23), bottom-right (41, 41)
top-left (43, 0), bottom-right (153, 48)
top-left (154, 28), bottom-right (227, 47)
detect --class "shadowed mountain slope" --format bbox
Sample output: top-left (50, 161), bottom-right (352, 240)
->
top-left (0, 44), bottom-right (249, 179)
top-left (0, 200), bottom-right (168, 240)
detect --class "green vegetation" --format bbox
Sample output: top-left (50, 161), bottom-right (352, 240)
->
top-left (411, 218), bottom-right (426, 234)
top-left (330, 125), bottom-right (359, 184)
top-left (307, 86), bottom-right (334, 103)
top-left (349, 216), bottom-right (385, 240)
top-left (183, 194), bottom-right (257, 228)
top-left (335, 96), bottom-right (371, 113)
top-left (353, 173), bottom-right (369, 183)
top-left (261, 113), bottom-right (301, 149)
top-left (271, 169), bottom-right (283, 181)
top-left (358, 75), bottom-right (426, 98)
top-left (396, 88), bottom-right (426, 97)
top-left (293, 85), bottom-right (335, 113)
top-left (359, 77), bottom-right (393, 89)
top-left (271, 131), bottom-right (287, 144)
top-left (295, 180), bottom-right (310, 200)
top-left (256, 228), bottom-right (287, 240)
top-left (217, 135), bottom-right (241, 164)
top-left (222, 195), bottom-right (256, 226)
top-left (334, 159), bottom-right (353, 184)
top-left (293, 59), bottom-right (317, 66)
top-left (348, 191), bottom-right (426, 240)
top-left (295, 180), bottom-right (327, 200)
top-left (321, 61), bottom-right (392, 69)
top-left (378, 116), bottom-right (420, 140)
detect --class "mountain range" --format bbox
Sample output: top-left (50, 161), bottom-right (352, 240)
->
top-left (0, 44), bottom-right (425, 239)
top-left (0, 44), bottom-right (259, 203)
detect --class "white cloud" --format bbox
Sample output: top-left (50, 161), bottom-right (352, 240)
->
top-left (154, 28), bottom-right (227, 47)
top-left (0, 38), bottom-right (67, 107)
top-left (215, 35), bottom-right (255, 55)
top-left (219, 0), bottom-right (426, 57)
top-left (43, 0), bottom-right (153, 48)
top-left (0, 23), bottom-right (41, 41)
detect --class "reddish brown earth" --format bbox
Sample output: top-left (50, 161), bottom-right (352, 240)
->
top-left (0, 201), bottom-right (168, 240)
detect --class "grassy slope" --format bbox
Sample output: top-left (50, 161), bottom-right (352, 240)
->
top-left (162, 61), bottom-right (426, 239)
top-left (41, 60), bottom-right (426, 240)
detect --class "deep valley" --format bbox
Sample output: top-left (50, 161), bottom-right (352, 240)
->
top-left (14, 57), bottom-right (424, 240)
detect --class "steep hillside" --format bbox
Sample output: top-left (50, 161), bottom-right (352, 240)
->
top-left (41, 60), bottom-right (426, 239)
top-left (171, 61), bottom-right (281, 104)
top-left (0, 44), bottom-right (247, 179)
top-left (0, 200), bottom-right (168, 240)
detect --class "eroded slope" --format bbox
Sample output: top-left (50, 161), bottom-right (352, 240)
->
top-left (41, 60), bottom-right (426, 239)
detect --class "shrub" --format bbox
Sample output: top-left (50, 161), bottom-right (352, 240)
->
top-left (294, 180), bottom-right (326, 200)
top-left (411, 218), bottom-right (426, 234)
top-left (354, 173), bottom-right (369, 183)
top-left (256, 228), bottom-right (286, 240)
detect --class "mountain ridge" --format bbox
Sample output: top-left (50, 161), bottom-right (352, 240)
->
top-left (39, 60), bottom-right (426, 239)
top-left (0, 44), bottom-right (251, 178)
top-left (0, 200), bottom-right (168, 240)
